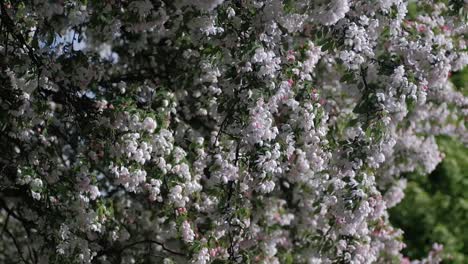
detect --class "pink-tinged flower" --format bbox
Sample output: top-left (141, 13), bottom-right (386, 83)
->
top-left (209, 248), bottom-right (218, 257)
top-left (418, 25), bottom-right (426, 32)
top-left (143, 117), bottom-right (157, 133)
top-left (274, 213), bottom-right (281, 221)
top-left (181, 220), bottom-right (195, 243)
top-left (401, 257), bottom-right (411, 264)
top-left (311, 89), bottom-right (319, 100)
top-left (50, 196), bottom-right (59, 205)
top-left (287, 50), bottom-right (296, 62)
top-left (441, 25), bottom-right (450, 32)
top-left (177, 207), bottom-right (187, 215)
top-left (432, 243), bottom-right (443, 253)
top-left (288, 79), bottom-right (294, 86)
top-left (335, 217), bottom-right (346, 225)
top-left (209, 246), bottom-right (222, 257)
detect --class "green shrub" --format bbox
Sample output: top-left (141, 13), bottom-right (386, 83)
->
top-left (390, 137), bottom-right (468, 263)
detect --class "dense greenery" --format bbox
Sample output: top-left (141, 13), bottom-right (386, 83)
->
top-left (390, 64), bottom-right (467, 262)
top-left (451, 67), bottom-right (468, 95)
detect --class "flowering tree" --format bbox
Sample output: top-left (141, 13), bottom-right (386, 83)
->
top-left (0, 0), bottom-right (466, 263)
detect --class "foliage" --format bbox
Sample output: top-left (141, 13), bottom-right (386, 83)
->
top-left (390, 99), bottom-right (468, 263)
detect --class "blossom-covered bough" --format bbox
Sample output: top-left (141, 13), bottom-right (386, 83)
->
top-left (0, 0), bottom-right (466, 263)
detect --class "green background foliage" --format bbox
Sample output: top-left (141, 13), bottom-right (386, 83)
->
top-left (390, 69), bottom-right (468, 263)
